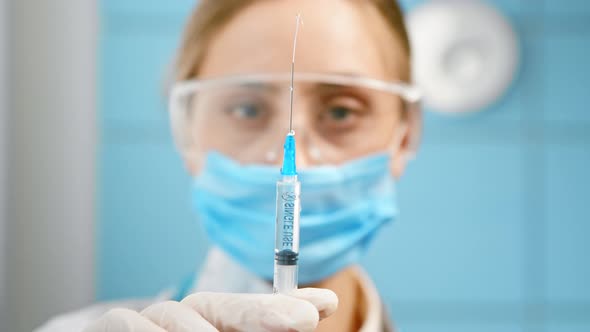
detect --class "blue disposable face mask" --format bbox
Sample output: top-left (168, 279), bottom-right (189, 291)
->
top-left (192, 151), bottom-right (398, 284)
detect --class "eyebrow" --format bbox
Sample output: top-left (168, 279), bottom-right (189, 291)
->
top-left (233, 81), bottom-right (354, 98)
top-left (235, 82), bottom-right (281, 93)
top-left (301, 82), bottom-right (364, 95)
top-left (233, 72), bottom-right (375, 95)
top-left (326, 71), bottom-right (365, 78)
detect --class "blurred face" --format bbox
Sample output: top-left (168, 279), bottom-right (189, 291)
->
top-left (185, 0), bottom-right (415, 176)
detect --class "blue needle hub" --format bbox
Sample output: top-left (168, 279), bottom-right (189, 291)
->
top-left (281, 131), bottom-right (297, 176)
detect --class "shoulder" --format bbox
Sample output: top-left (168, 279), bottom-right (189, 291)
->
top-left (352, 266), bottom-right (395, 332)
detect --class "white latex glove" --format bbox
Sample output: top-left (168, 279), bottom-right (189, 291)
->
top-left (83, 288), bottom-right (338, 332)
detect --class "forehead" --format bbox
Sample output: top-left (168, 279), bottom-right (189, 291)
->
top-left (198, 0), bottom-right (403, 81)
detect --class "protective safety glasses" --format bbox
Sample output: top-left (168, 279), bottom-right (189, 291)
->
top-left (169, 72), bottom-right (421, 167)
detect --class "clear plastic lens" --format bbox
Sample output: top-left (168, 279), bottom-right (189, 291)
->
top-left (170, 74), bottom-right (420, 166)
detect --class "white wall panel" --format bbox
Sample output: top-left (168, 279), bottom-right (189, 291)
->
top-left (6, 0), bottom-right (97, 330)
top-left (0, 0), bottom-right (8, 329)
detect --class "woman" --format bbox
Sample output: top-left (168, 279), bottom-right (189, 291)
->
top-left (37, 0), bottom-right (421, 331)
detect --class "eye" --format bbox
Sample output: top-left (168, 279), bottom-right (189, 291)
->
top-left (327, 106), bottom-right (353, 121)
top-left (318, 96), bottom-right (366, 132)
top-left (227, 103), bottom-right (263, 119)
top-left (223, 100), bottom-right (272, 131)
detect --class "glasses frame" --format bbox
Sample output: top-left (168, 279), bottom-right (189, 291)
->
top-left (170, 72), bottom-right (422, 106)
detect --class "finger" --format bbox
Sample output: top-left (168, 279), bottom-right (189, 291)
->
top-left (141, 301), bottom-right (218, 332)
top-left (83, 308), bottom-right (166, 332)
top-left (289, 288), bottom-right (338, 320)
top-left (182, 292), bottom-right (319, 332)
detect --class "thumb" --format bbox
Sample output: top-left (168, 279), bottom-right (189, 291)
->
top-left (288, 288), bottom-right (338, 320)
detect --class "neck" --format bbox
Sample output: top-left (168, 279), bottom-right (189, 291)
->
top-left (310, 267), bottom-right (364, 332)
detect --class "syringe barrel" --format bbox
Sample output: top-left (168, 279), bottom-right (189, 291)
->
top-left (273, 175), bottom-right (300, 293)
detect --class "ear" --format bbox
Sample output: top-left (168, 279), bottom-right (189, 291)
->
top-left (183, 151), bottom-right (200, 175)
top-left (390, 106), bottom-right (422, 178)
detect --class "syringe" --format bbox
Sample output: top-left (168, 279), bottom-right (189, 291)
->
top-left (273, 131), bottom-right (301, 294)
top-left (273, 14), bottom-right (302, 294)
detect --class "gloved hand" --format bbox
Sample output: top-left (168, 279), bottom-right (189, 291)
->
top-left (83, 288), bottom-right (338, 332)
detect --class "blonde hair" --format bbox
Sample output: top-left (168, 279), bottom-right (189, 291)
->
top-left (174, 0), bottom-right (411, 82)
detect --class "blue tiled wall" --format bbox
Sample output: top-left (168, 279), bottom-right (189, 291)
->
top-left (98, 1), bottom-right (590, 331)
